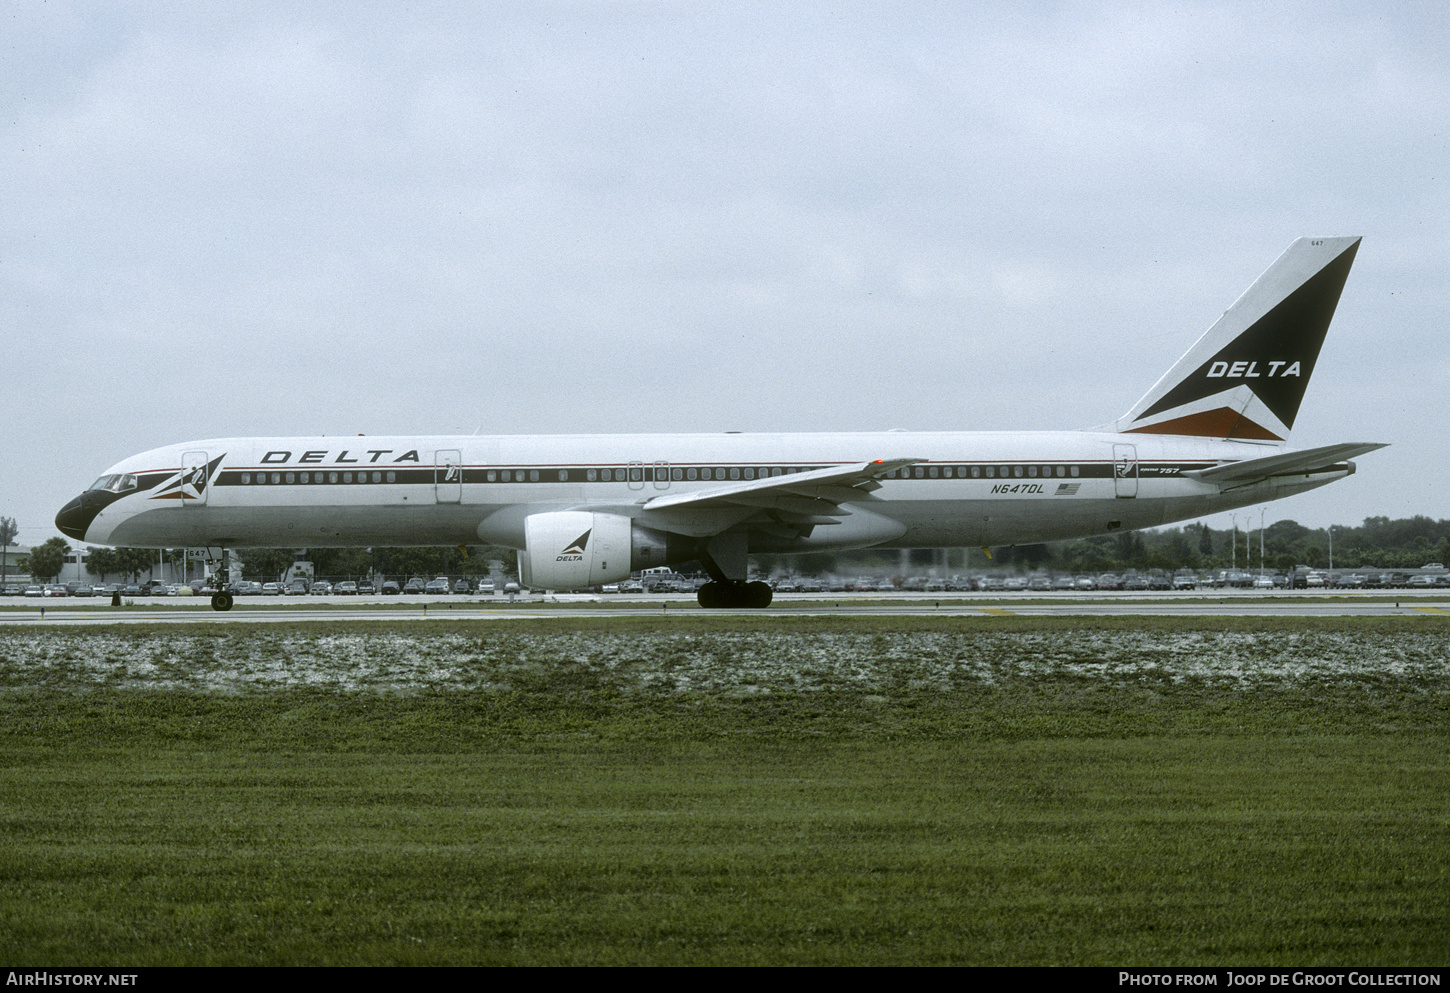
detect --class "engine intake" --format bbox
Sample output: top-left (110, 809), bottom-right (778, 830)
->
top-left (518, 512), bottom-right (692, 590)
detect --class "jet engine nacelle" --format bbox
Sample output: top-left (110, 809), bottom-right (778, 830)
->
top-left (518, 512), bottom-right (692, 590)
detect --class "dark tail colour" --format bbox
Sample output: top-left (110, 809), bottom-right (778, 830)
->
top-left (1112, 237), bottom-right (1360, 443)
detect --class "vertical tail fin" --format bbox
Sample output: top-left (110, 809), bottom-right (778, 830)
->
top-left (1113, 236), bottom-right (1360, 444)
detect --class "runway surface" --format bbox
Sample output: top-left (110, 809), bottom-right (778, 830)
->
top-left (5, 590), bottom-right (1450, 624)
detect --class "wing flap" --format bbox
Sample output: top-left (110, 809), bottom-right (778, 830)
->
top-left (641, 458), bottom-right (921, 514)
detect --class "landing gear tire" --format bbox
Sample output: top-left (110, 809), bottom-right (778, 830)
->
top-left (744, 581), bottom-right (773, 608)
top-left (211, 593), bottom-right (233, 612)
top-left (696, 581), bottom-right (773, 609)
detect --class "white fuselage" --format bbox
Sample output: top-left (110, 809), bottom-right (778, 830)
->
top-left (68, 430), bottom-right (1350, 552)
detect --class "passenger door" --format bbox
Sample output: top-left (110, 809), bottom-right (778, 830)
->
top-left (1112, 444), bottom-right (1138, 499)
top-left (435, 450), bottom-right (463, 503)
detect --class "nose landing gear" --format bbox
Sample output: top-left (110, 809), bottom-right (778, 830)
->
top-left (204, 547), bottom-right (234, 612)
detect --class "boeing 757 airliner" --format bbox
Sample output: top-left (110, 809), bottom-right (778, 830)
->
top-left (57, 236), bottom-right (1384, 610)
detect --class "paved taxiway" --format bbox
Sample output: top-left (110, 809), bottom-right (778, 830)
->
top-left (4, 590), bottom-right (1449, 625)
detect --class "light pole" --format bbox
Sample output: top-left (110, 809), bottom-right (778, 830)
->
top-left (1231, 515), bottom-right (1237, 570)
top-left (1328, 525), bottom-right (1335, 571)
top-left (1260, 508), bottom-right (1266, 579)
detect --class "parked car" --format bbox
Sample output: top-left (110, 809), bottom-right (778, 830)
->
top-left (262, 583), bottom-right (282, 595)
top-left (310, 581), bottom-right (332, 596)
top-left (452, 579), bottom-right (471, 594)
top-left (425, 578), bottom-right (451, 595)
top-left (24, 585), bottom-right (44, 597)
top-left (334, 582), bottom-right (358, 595)
top-left (380, 581), bottom-right (401, 595)
top-left (403, 578), bottom-right (427, 594)
top-left (477, 581), bottom-right (495, 595)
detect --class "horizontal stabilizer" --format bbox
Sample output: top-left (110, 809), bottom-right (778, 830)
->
top-left (1182, 442), bottom-right (1387, 485)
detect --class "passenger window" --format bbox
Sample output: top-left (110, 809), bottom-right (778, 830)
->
top-left (343, 472), bottom-right (353, 483)
top-left (1027, 466), bottom-right (1037, 478)
top-left (286, 473), bottom-right (295, 484)
top-left (386, 471), bottom-right (396, 483)
top-left (271, 473), bottom-right (281, 484)
top-left (328, 472), bottom-right (338, 484)
top-left (241, 473), bottom-right (251, 485)
top-left (1070, 466), bottom-right (1080, 477)
top-left (530, 470), bottom-right (540, 482)
top-left (972, 467), bottom-right (981, 478)
top-left (1014, 466), bottom-right (1023, 478)
top-left (557, 470), bottom-right (567, 481)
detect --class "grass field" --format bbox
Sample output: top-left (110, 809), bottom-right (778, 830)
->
top-left (2, 616), bottom-right (1447, 965)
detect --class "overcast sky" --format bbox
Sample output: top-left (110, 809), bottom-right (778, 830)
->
top-left (4, 1), bottom-right (1447, 550)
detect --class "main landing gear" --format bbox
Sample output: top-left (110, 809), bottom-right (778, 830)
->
top-left (694, 535), bottom-right (772, 608)
top-left (696, 580), bottom-right (773, 609)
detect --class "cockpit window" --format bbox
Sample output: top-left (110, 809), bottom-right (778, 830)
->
top-left (89, 474), bottom-right (137, 493)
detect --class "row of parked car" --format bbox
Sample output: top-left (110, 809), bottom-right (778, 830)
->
top-left (0, 577), bottom-right (529, 598)
top-left (218, 577), bottom-right (522, 596)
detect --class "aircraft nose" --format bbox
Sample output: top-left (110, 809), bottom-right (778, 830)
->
top-left (56, 493), bottom-right (96, 541)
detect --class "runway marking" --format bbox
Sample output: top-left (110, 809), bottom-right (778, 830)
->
top-left (1411, 606), bottom-right (1450, 615)
top-left (979, 607), bottom-right (1016, 616)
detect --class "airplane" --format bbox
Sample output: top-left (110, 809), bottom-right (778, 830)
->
top-left (57, 236), bottom-right (1384, 611)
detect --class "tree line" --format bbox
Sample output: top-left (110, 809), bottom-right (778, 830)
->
top-left (981, 515), bottom-right (1450, 575)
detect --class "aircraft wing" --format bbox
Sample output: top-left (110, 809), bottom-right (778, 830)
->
top-left (641, 458), bottom-right (921, 519)
top-left (1182, 442), bottom-right (1387, 485)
